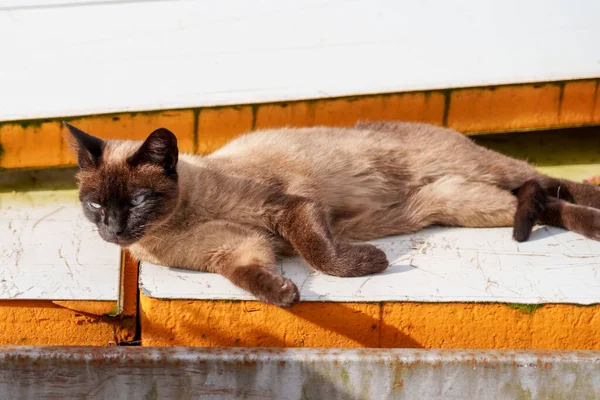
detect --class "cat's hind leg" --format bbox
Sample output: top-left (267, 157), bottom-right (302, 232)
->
top-left (512, 179), bottom-right (547, 242)
top-left (267, 195), bottom-right (389, 277)
top-left (539, 199), bottom-right (600, 240)
top-left (409, 176), bottom-right (518, 228)
top-left (543, 178), bottom-right (600, 209)
top-left (335, 176), bottom-right (517, 241)
top-left (513, 179), bottom-right (600, 241)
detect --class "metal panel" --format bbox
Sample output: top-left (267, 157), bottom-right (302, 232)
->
top-left (0, 347), bottom-right (598, 399)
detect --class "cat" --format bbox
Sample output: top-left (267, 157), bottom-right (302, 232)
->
top-left (64, 120), bottom-right (600, 307)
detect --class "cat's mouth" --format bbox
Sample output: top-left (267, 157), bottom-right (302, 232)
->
top-left (113, 238), bottom-right (138, 247)
top-left (99, 233), bottom-right (140, 247)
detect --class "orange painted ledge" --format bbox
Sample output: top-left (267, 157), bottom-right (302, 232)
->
top-left (1, 79), bottom-right (599, 169)
top-left (140, 295), bottom-right (600, 350)
top-left (0, 252), bottom-right (139, 346)
top-left (0, 300), bottom-right (135, 346)
top-left (52, 251), bottom-right (139, 318)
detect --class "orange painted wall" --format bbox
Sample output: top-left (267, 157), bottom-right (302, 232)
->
top-left (2, 79), bottom-right (599, 169)
top-left (140, 296), bottom-right (600, 350)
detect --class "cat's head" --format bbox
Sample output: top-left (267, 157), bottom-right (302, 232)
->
top-left (64, 122), bottom-right (180, 246)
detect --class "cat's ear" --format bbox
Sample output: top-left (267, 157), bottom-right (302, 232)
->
top-left (63, 122), bottom-right (105, 169)
top-left (128, 128), bottom-right (178, 176)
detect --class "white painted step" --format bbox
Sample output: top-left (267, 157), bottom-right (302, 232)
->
top-left (141, 226), bottom-right (600, 304)
top-left (0, 0), bottom-right (598, 121)
top-left (0, 190), bottom-right (121, 300)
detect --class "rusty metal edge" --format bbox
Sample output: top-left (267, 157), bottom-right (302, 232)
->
top-left (1, 347), bottom-right (599, 400)
top-left (0, 346), bottom-right (599, 367)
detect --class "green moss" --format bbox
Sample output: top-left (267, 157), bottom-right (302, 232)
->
top-left (1, 109), bottom-right (169, 131)
top-left (473, 126), bottom-right (600, 168)
top-left (339, 368), bottom-right (350, 386)
top-left (0, 167), bottom-right (78, 193)
top-left (502, 381), bottom-right (533, 400)
top-left (143, 381), bottom-right (158, 400)
top-left (506, 303), bottom-right (544, 313)
top-left (106, 303), bottom-right (121, 318)
top-left (10, 118), bottom-right (49, 130)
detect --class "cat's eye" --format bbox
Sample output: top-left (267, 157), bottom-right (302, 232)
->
top-left (130, 195), bottom-right (146, 206)
top-left (88, 201), bottom-right (102, 209)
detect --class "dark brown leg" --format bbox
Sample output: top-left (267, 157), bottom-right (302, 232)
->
top-left (514, 178), bottom-right (600, 241)
top-left (539, 198), bottom-right (600, 240)
top-left (513, 180), bottom-right (548, 242)
top-left (269, 196), bottom-right (389, 277)
top-left (542, 178), bottom-right (600, 209)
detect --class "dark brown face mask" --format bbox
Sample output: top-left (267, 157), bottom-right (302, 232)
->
top-left (64, 122), bottom-right (180, 246)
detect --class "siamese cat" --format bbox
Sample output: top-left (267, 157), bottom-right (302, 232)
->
top-left (64, 121), bottom-right (600, 307)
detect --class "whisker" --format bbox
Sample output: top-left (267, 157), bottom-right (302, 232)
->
top-left (146, 235), bottom-right (167, 243)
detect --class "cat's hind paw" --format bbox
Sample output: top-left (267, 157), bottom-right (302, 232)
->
top-left (324, 243), bottom-right (389, 277)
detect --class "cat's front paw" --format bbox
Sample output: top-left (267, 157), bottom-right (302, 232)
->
top-left (254, 271), bottom-right (300, 308)
top-left (326, 243), bottom-right (389, 277)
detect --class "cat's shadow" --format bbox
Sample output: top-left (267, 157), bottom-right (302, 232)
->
top-left (526, 225), bottom-right (566, 242)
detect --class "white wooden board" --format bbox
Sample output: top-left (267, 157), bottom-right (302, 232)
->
top-left (0, 190), bottom-right (121, 300)
top-left (0, 0), bottom-right (598, 121)
top-left (141, 226), bottom-right (600, 304)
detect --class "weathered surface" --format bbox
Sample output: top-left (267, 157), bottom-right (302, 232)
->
top-left (0, 301), bottom-right (135, 346)
top-left (0, 190), bottom-right (121, 300)
top-left (1, 1), bottom-right (600, 169)
top-left (140, 225), bottom-right (600, 349)
top-left (0, 347), bottom-right (598, 400)
top-left (141, 226), bottom-right (600, 304)
top-left (140, 296), bottom-right (600, 349)
top-left (1, 0), bottom-right (599, 121)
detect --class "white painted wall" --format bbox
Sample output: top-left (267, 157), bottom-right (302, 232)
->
top-left (0, 0), bottom-right (598, 121)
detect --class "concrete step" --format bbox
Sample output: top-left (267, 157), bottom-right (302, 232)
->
top-left (0, 173), bottom-right (137, 345)
top-left (1, 0), bottom-right (599, 346)
top-left (140, 226), bottom-right (600, 349)
top-left (2, 128), bottom-right (600, 347)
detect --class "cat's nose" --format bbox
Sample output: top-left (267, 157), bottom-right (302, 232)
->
top-left (106, 218), bottom-right (126, 237)
top-left (107, 224), bottom-right (125, 237)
